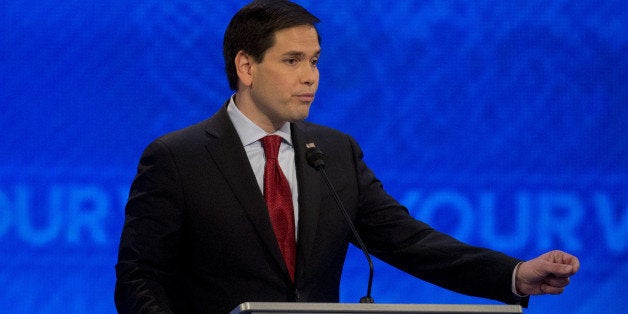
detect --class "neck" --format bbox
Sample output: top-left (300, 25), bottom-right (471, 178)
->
top-left (234, 92), bottom-right (284, 133)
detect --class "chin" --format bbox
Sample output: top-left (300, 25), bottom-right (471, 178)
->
top-left (288, 111), bottom-right (310, 122)
top-left (290, 115), bottom-right (309, 122)
top-left (292, 106), bottom-right (311, 120)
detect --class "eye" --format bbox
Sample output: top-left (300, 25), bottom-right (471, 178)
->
top-left (310, 58), bottom-right (319, 67)
top-left (284, 58), bottom-right (299, 65)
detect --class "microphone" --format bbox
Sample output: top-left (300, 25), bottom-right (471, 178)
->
top-left (306, 146), bottom-right (375, 303)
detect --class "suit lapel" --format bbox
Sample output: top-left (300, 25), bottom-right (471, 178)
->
top-left (203, 104), bottom-right (289, 278)
top-left (291, 121), bottom-right (322, 283)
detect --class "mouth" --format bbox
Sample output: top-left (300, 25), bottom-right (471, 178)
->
top-left (295, 93), bottom-right (315, 103)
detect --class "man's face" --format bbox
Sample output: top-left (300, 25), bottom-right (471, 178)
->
top-left (241, 25), bottom-right (320, 131)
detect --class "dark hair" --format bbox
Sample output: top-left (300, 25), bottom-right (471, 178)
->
top-left (223, 0), bottom-right (320, 91)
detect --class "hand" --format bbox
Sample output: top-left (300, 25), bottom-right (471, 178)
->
top-left (515, 250), bottom-right (580, 296)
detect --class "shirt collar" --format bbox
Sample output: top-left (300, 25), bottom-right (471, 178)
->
top-left (227, 95), bottom-right (293, 147)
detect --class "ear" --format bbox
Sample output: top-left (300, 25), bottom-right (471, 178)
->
top-left (235, 50), bottom-right (254, 87)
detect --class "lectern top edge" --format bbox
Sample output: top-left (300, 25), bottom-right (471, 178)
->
top-left (230, 302), bottom-right (523, 314)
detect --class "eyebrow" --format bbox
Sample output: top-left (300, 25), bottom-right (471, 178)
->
top-left (281, 50), bottom-right (321, 58)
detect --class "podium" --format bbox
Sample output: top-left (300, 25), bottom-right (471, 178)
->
top-left (230, 302), bottom-right (523, 314)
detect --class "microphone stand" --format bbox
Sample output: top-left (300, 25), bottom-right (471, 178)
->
top-left (307, 147), bottom-right (375, 303)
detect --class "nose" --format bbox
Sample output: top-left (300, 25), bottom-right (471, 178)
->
top-left (300, 63), bottom-right (318, 86)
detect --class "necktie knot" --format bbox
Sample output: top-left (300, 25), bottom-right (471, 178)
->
top-left (261, 135), bottom-right (282, 160)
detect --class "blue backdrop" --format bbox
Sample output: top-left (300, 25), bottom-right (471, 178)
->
top-left (1, 1), bottom-right (626, 313)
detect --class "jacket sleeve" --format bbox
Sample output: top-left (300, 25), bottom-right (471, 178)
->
top-left (114, 139), bottom-right (186, 314)
top-left (344, 134), bottom-right (528, 306)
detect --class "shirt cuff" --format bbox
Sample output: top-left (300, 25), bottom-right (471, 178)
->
top-left (512, 262), bottom-right (529, 297)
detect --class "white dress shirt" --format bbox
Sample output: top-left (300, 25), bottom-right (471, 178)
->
top-left (226, 96), bottom-right (299, 238)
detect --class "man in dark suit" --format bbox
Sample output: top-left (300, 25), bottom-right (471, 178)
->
top-left (115, 1), bottom-right (580, 313)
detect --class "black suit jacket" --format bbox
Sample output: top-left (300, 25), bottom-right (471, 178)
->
top-left (115, 103), bottom-right (526, 313)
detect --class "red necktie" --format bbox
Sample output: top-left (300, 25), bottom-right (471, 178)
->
top-left (261, 135), bottom-right (296, 281)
